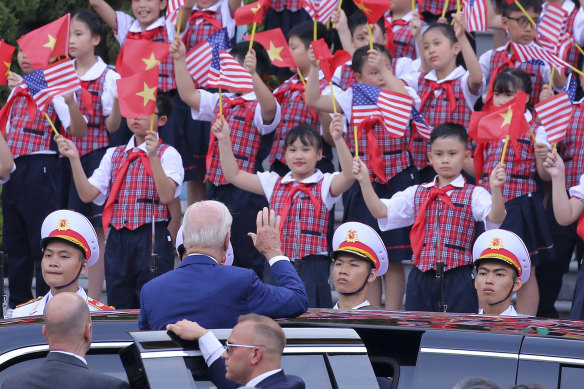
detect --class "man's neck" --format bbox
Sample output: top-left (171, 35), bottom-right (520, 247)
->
top-left (50, 284), bottom-right (79, 296)
top-left (245, 366), bottom-right (282, 386)
top-left (482, 300), bottom-right (512, 315)
top-left (185, 247), bottom-right (224, 263)
top-left (337, 292), bottom-right (368, 309)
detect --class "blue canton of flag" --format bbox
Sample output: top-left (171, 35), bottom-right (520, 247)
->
top-left (209, 28), bottom-right (232, 73)
top-left (527, 59), bottom-right (546, 66)
top-left (23, 69), bottom-right (49, 96)
top-left (411, 107), bottom-right (432, 141)
top-left (22, 59), bottom-right (80, 112)
top-left (562, 74), bottom-right (577, 103)
top-left (186, 28), bottom-right (232, 88)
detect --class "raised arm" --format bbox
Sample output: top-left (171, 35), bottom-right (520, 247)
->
top-left (454, 13), bottom-right (482, 95)
top-left (145, 130), bottom-right (177, 204)
top-left (353, 157), bottom-right (388, 218)
top-left (169, 38), bottom-right (201, 110)
top-left (105, 96), bottom-right (122, 133)
top-left (544, 151), bottom-right (584, 225)
top-left (332, 9), bottom-right (354, 54)
top-left (64, 93), bottom-right (88, 138)
top-left (89, 0), bottom-right (118, 31)
top-left (244, 49), bottom-right (277, 124)
top-left (55, 135), bottom-right (101, 202)
top-left (304, 45), bottom-right (342, 113)
top-left (329, 113), bottom-right (355, 196)
top-left (486, 162), bottom-right (507, 223)
top-left (368, 49), bottom-right (409, 95)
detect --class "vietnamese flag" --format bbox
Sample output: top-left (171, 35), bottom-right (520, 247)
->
top-left (0, 40), bottom-right (16, 85)
top-left (116, 40), bottom-right (170, 79)
top-left (235, 0), bottom-right (271, 25)
top-left (311, 38), bottom-right (352, 82)
top-left (469, 91), bottom-right (529, 143)
top-left (243, 28), bottom-right (296, 68)
top-left (17, 14), bottom-right (70, 70)
top-left (354, 0), bottom-right (392, 24)
top-left (116, 69), bottom-right (159, 118)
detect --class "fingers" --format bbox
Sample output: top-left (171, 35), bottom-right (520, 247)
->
top-left (248, 232), bottom-right (257, 245)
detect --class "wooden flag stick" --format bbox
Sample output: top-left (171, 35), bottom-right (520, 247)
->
top-left (333, 0), bottom-right (344, 28)
top-left (441, 0), bottom-right (450, 19)
top-left (314, 19), bottom-right (318, 41)
top-left (412, 0), bottom-right (416, 12)
top-left (549, 67), bottom-right (555, 87)
top-left (44, 112), bottom-right (59, 136)
top-left (248, 22), bottom-right (258, 53)
top-left (569, 65), bottom-right (584, 77)
top-left (328, 81), bottom-right (338, 113)
top-left (219, 87), bottom-right (223, 117)
top-left (575, 42), bottom-right (584, 56)
top-left (176, 8), bottom-right (183, 37)
top-left (500, 135), bottom-right (510, 164)
top-left (552, 143), bottom-right (557, 153)
top-left (149, 113), bottom-right (155, 133)
top-left (353, 126), bottom-right (359, 157)
top-left (297, 69), bottom-right (306, 86)
top-left (367, 24), bottom-right (374, 50)
top-left (514, 0), bottom-right (536, 27)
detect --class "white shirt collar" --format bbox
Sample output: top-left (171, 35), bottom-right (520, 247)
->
top-left (246, 369), bottom-right (282, 387)
top-left (73, 57), bottom-right (108, 81)
top-left (424, 65), bottom-right (466, 83)
top-left (128, 16), bottom-right (166, 33)
top-left (478, 305), bottom-right (518, 316)
top-left (50, 351), bottom-right (88, 366)
top-left (225, 91), bottom-right (257, 101)
top-left (193, 1), bottom-right (221, 12)
top-left (421, 174), bottom-right (466, 188)
top-left (123, 134), bottom-right (159, 152)
top-left (333, 300), bottom-right (371, 310)
top-left (388, 11), bottom-right (413, 23)
top-left (280, 169), bottom-right (324, 184)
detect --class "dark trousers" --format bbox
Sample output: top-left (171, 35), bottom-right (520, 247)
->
top-left (2, 155), bottom-right (59, 307)
top-left (405, 265), bottom-right (478, 313)
top-left (105, 222), bottom-right (174, 309)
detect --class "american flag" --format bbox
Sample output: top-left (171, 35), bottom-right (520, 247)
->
top-left (538, 3), bottom-right (570, 53)
top-left (22, 59), bottom-right (80, 112)
top-left (352, 83), bottom-right (412, 137)
top-left (167, 0), bottom-right (187, 24)
top-left (511, 42), bottom-right (571, 70)
top-left (303, 0), bottom-right (337, 24)
top-left (208, 51), bottom-right (253, 92)
top-left (186, 28), bottom-right (231, 88)
top-left (411, 107), bottom-right (432, 141)
top-left (561, 74), bottom-right (577, 103)
top-left (534, 92), bottom-right (572, 143)
top-left (464, 0), bottom-right (487, 32)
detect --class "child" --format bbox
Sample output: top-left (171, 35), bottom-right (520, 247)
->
top-left (474, 68), bottom-right (553, 316)
top-left (306, 43), bottom-right (421, 310)
top-left (55, 92), bottom-right (183, 309)
top-left (543, 150), bottom-right (584, 319)
top-left (479, 0), bottom-right (563, 106)
top-left (353, 123), bottom-right (507, 313)
top-left (472, 229), bottom-right (531, 316)
top-left (171, 38), bottom-right (280, 279)
top-left (384, 0), bottom-right (418, 60)
top-left (2, 23), bottom-right (87, 310)
top-left (331, 221), bottom-right (389, 310)
top-left (64, 9), bottom-right (121, 300)
top-left (181, 0), bottom-right (239, 50)
top-left (212, 114), bottom-right (354, 307)
top-left (406, 13), bottom-right (483, 182)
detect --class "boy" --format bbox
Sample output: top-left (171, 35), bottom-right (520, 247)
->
top-left (353, 123), bottom-right (507, 313)
top-left (2, 24), bottom-right (87, 310)
top-left (479, 0), bottom-right (564, 105)
top-left (171, 38), bottom-right (280, 279)
top-left (56, 92), bottom-right (183, 309)
top-left (472, 229), bottom-right (531, 316)
top-left (306, 43), bottom-right (420, 311)
top-left (331, 222), bottom-right (389, 310)
top-left (11, 210), bottom-right (113, 317)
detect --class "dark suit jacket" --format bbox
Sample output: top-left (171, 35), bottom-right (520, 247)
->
top-left (138, 254), bottom-right (308, 330)
top-left (207, 358), bottom-right (305, 389)
top-left (1, 351), bottom-right (129, 389)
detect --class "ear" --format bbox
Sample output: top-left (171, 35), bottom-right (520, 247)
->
top-left (250, 347), bottom-right (263, 366)
top-left (85, 322), bottom-right (93, 344)
top-left (42, 325), bottom-right (48, 342)
top-left (223, 231), bottom-right (231, 253)
top-left (367, 268), bottom-right (378, 283)
top-left (453, 42), bottom-right (461, 56)
top-left (92, 34), bottom-right (101, 48)
top-left (157, 115), bottom-right (168, 127)
top-left (512, 277), bottom-right (523, 293)
top-left (501, 16), bottom-right (509, 30)
top-left (464, 149), bottom-right (471, 161)
top-left (426, 150), bottom-right (433, 165)
top-left (316, 148), bottom-right (323, 161)
top-left (80, 258), bottom-right (88, 275)
top-left (354, 72), bottom-right (363, 83)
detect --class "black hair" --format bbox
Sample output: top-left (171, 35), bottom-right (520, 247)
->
top-left (430, 122), bottom-right (468, 146)
top-left (348, 9), bottom-right (385, 36)
top-left (230, 41), bottom-right (270, 78)
top-left (16, 22), bottom-right (45, 40)
top-left (284, 124), bottom-right (322, 150)
top-left (474, 257), bottom-right (519, 277)
top-left (493, 68), bottom-right (533, 111)
top-left (287, 20), bottom-right (331, 49)
top-left (423, 22), bottom-right (458, 45)
top-left (351, 43), bottom-right (392, 74)
top-left (156, 89), bottom-right (173, 118)
top-left (501, 0), bottom-right (542, 18)
top-left (72, 9), bottom-right (109, 62)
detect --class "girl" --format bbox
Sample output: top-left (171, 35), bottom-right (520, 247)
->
top-left (406, 13), bottom-right (483, 182)
top-left (474, 68), bottom-right (553, 316)
top-left (212, 114), bottom-right (355, 308)
top-left (65, 9), bottom-right (121, 300)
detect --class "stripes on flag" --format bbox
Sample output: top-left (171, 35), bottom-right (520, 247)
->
top-left (167, 0), bottom-right (186, 24)
top-left (534, 92), bottom-right (572, 144)
top-left (208, 51), bottom-right (254, 92)
top-left (303, 0), bottom-right (337, 24)
top-left (538, 3), bottom-right (570, 54)
top-left (22, 59), bottom-right (81, 112)
top-left (411, 107), bottom-right (432, 141)
top-left (464, 0), bottom-right (487, 32)
top-left (511, 42), bottom-right (570, 70)
top-left (185, 28), bottom-right (231, 88)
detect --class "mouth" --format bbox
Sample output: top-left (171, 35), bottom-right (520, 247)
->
top-left (429, 56), bottom-right (438, 62)
top-left (137, 10), bottom-right (150, 19)
top-left (293, 162), bottom-right (305, 166)
top-left (336, 278), bottom-right (348, 284)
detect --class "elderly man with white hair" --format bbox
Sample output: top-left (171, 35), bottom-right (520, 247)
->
top-left (138, 201), bottom-right (308, 330)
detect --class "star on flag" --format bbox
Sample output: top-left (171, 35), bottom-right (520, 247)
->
top-left (116, 68), bottom-right (159, 118)
top-left (17, 14), bottom-right (70, 69)
top-left (116, 40), bottom-right (170, 78)
top-left (0, 40), bottom-right (15, 85)
top-left (243, 28), bottom-right (296, 68)
top-left (352, 0), bottom-right (391, 24)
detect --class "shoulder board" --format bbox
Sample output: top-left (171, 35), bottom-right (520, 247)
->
top-left (87, 298), bottom-right (115, 311)
top-left (15, 296), bottom-right (43, 308)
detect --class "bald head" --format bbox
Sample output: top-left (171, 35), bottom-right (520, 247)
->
top-left (238, 314), bottom-right (286, 355)
top-left (44, 293), bottom-right (91, 350)
top-left (183, 201), bottom-right (232, 250)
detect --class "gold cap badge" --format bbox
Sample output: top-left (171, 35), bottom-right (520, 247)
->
top-left (56, 218), bottom-right (70, 231)
top-left (488, 237), bottom-right (503, 250)
top-left (345, 229), bottom-right (359, 243)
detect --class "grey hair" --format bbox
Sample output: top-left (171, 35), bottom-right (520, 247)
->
top-left (183, 201), bottom-right (232, 249)
top-left (453, 377), bottom-right (500, 389)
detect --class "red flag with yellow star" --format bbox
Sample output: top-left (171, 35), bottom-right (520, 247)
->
top-left (355, 0), bottom-right (392, 24)
top-left (311, 38), bottom-right (352, 82)
top-left (0, 40), bottom-right (15, 85)
top-left (235, 0), bottom-right (271, 25)
top-left (115, 40), bottom-right (170, 79)
top-left (17, 14), bottom-right (70, 70)
top-left (116, 69), bottom-right (159, 118)
top-left (242, 28), bottom-right (296, 68)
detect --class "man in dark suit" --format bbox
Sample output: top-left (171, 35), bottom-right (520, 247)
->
top-left (168, 314), bottom-right (305, 389)
top-left (1, 292), bottom-right (129, 389)
top-left (138, 203), bottom-right (308, 330)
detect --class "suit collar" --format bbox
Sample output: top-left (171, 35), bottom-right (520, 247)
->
top-left (248, 369), bottom-right (284, 387)
top-left (179, 254), bottom-right (220, 268)
top-left (46, 351), bottom-right (88, 368)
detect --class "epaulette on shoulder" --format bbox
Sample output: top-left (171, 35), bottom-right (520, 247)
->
top-left (87, 298), bottom-right (115, 311)
top-left (16, 296), bottom-right (43, 308)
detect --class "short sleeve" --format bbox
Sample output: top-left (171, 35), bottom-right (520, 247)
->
top-left (114, 11), bottom-right (135, 45)
top-left (88, 147), bottom-right (117, 205)
top-left (320, 172), bottom-right (342, 210)
top-left (191, 90), bottom-right (219, 121)
top-left (257, 171), bottom-right (281, 201)
top-left (253, 100), bottom-right (281, 135)
top-left (377, 185), bottom-right (418, 231)
top-left (160, 146), bottom-right (184, 198)
top-left (569, 174), bottom-right (584, 201)
top-left (102, 69), bottom-right (121, 117)
top-left (471, 186), bottom-right (497, 228)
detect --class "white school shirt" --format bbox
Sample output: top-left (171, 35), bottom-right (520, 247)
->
top-left (400, 65), bottom-right (483, 111)
top-left (0, 164), bottom-right (16, 184)
top-left (377, 174), bottom-right (499, 232)
top-left (11, 287), bottom-right (103, 318)
top-left (191, 90), bottom-right (281, 135)
top-left (478, 305), bottom-right (518, 316)
top-left (568, 174), bottom-right (584, 201)
top-left (114, 12), bottom-right (176, 46)
top-left (73, 57), bottom-right (120, 118)
top-left (87, 135), bottom-right (184, 206)
top-left (333, 300), bottom-right (371, 309)
top-left (189, 0), bottom-right (237, 39)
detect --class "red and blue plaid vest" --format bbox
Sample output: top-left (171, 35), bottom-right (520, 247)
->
top-left (108, 144), bottom-right (170, 230)
top-left (271, 178), bottom-right (329, 258)
top-left (182, 9), bottom-right (223, 51)
top-left (391, 24), bottom-right (417, 60)
top-left (559, 103), bottom-right (584, 189)
top-left (7, 94), bottom-right (57, 158)
top-left (271, 0), bottom-right (302, 12)
top-left (419, 0), bottom-right (456, 16)
top-left (338, 63), bottom-right (356, 91)
top-left (66, 68), bottom-right (110, 157)
top-left (206, 97), bottom-right (261, 185)
top-left (413, 183), bottom-right (475, 271)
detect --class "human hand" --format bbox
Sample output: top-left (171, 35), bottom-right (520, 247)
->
top-left (453, 12), bottom-right (466, 39)
top-left (248, 207), bottom-right (283, 260)
top-left (211, 116), bottom-right (230, 141)
top-left (145, 130), bottom-right (158, 158)
top-left (352, 157), bottom-right (369, 182)
top-left (534, 142), bottom-right (550, 161)
top-left (166, 319), bottom-right (208, 341)
top-left (539, 84), bottom-right (554, 102)
top-left (489, 162), bottom-right (506, 189)
top-left (308, 45), bottom-right (318, 68)
top-left (543, 150), bottom-right (565, 178)
top-left (55, 134), bottom-right (80, 160)
top-left (243, 48), bottom-right (257, 75)
top-left (169, 38), bottom-right (186, 60)
top-left (7, 72), bottom-right (22, 90)
top-left (410, 12), bottom-right (423, 38)
top-left (329, 113), bottom-right (344, 140)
